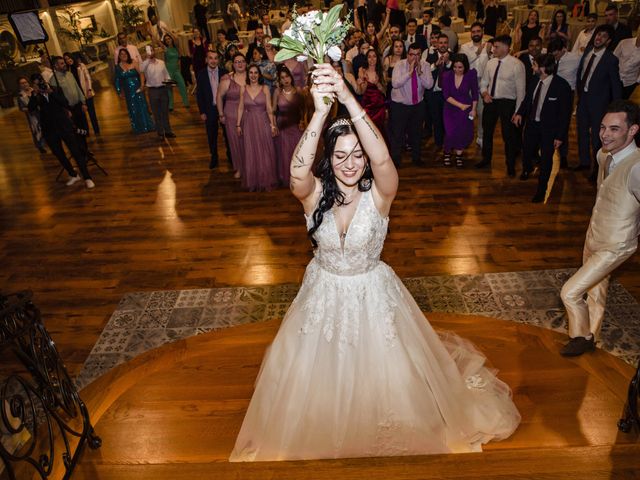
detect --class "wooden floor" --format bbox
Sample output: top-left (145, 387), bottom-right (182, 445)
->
top-left (1, 88), bottom-right (639, 378)
top-left (73, 313), bottom-right (639, 479)
top-left (1, 87), bottom-right (639, 478)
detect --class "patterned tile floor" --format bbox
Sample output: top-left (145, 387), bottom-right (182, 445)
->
top-left (75, 268), bottom-right (640, 389)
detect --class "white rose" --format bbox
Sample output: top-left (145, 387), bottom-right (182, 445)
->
top-left (327, 46), bottom-right (342, 62)
top-left (296, 55), bottom-right (308, 62)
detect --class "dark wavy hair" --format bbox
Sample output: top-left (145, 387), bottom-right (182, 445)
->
top-left (307, 118), bottom-right (373, 248)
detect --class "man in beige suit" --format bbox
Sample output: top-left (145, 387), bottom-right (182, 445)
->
top-left (560, 100), bottom-right (640, 356)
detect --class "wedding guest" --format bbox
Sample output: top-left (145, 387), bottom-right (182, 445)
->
top-left (438, 15), bottom-right (458, 53)
top-left (29, 73), bottom-right (94, 188)
top-left (16, 76), bottom-right (46, 153)
top-left (547, 9), bottom-right (570, 45)
top-left (217, 53), bottom-right (247, 178)
top-left (115, 49), bottom-right (155, 134)
top-left (483, 0), bottom-right (501, 37)
top-left (224, 43), bottom-right (239, 72)
top-left (389, 43), bottom-right (434, 166)
top-left (520, 36), bottom-right (543, 91)
top-left (227, 0), bottom-right (242, 29)
top-left (149, 15), bottom-right (172, 47)
top-left (512, 53), bottom-right (571, 200)
top-left (417, 9), bottom-right (435, 48)
top-left (69, 53), bottom-right (100, 135)
top-left (605, 3), bottom-right (632, 51)
top-left (162, 35), bottom-right (190, 110)
top-left (197, 50), bottom-right (228, 169)
top-left (560, 100), bottom-right (640, 356)
top-left (355, 49), bottom-right (387, 138)
top-left (115, 32), bottom-right (142, 66)
top-left (193, 0), bottom-right (210, 42)
top-left (614, 32), bottom-right (640, 99)
top-left (383, 38), bottom-right (406, 95)
top-left (426, 34), bottom-right (453, 152)
top-left (237, 64), bottom-right (278, 191)
top-left (247, 27), bottom-right (266, 62)
top-left (404, 18), bottom-right (428, 51)
top-left (572, 13), bottom-right (597, 54)
top-left (514, 9), bottom-right (542, 53)
top-left (189, 28), bottom-right (209, 73)
top-left (39, 53), bottom-right (54, 83)
top-left (575, 25), bottom-right (622, 175)
top-left (273, 66), bottom-right (305, 185)
top-left (477, 35), bottom-right (526, 176)
top-left (282, 57), bottom-right (308, 92)
top-left (460, 22), bottom-right (491, 148)
top-left (260, 13), bottom-right (280, 39)
top-left (442, 54), bottom-right (478, 167)
top-left (251, 46), bottom-right (276, 91)
top-left (141, 49), bottom-right (175, 139)
top-left (215, 29), bottom-right (230, 57)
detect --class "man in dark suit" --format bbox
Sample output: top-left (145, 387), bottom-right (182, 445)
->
top-left (404, 18), bottom-right (428, 52)
top-left (513, 54), bottom-right (572, 202)
top-left (575, 24), bottom-right (623, 176)
top-left (519, 36), bottom-right (542, 91)
top-left (417, 9), bottom-right (435, 47)
top-left (425, 33), bottom-right (452, 151)
top-left (260, 13), bottom-right (280, 38)
top-left (197, 51), bottom-right (229, 169)
top-left (604, 3), bottom-right (632, 50)
top-left (247, 27), bottom-right (265, 63)
top-left (28, 73), bottom-right (93, 187)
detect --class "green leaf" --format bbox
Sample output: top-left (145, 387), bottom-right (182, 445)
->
top-left (324, 4), bottom-right (344, 31)
top-left (274, 48), bottom-right (300, 62)
top-left (272, 35), bottom-right (305, 52)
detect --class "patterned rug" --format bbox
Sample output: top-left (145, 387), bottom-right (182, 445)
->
top-left (75, 268), bottom-right (640, 390)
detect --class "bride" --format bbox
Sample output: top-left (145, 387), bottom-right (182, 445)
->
top-left (229, 64), bottom-right (520, 462)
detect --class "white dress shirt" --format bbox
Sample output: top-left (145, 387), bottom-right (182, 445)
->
top-left (207, 66), bottom-right (219, 106)
top-left (141, 58), bottom-right (170, 87)
top-left (582, 48), bottom-right (605, 92)
top-left (531, 74), bottom-right (553, 121)
top-left (603, 142), bottom-right (640, 200)
top-left (460, 42), bottom-right (489, 79)
top-left (614, 38), bottom-right (640, 87)
top-left (480, 55), bottom-right (526, 110)
top-left (572, 28), bottom-right (594, 54)
top-left (430, 52), bottom-right (452, 92)
top-left (556, 50), bottom-right (580, 91)
top-left (405, 34), bottom-right (417, 50)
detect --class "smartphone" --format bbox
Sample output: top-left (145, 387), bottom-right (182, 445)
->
top-left (145, 45), bottom-right (153, 55)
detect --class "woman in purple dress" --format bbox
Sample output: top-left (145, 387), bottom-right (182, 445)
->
top-left (217, 53), bottom-right (247, 179)
top-left (237, 65), bottom-right (278, 191)
top-left (442, 54), bottom-right (478, 168)
top-left (283, 58), bottom-right (308, 92)
top-left (273, 66), bottom-right (305, 186)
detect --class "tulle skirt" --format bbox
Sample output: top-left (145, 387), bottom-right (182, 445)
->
top-left (229, 260), bottom-right (521, 461)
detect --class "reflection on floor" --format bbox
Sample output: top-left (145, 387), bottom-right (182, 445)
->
top-left (75, 268), bottom-right (640, 389)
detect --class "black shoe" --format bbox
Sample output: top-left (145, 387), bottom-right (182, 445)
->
top-left (519, 171), bottom-right (530, 181)
top-left (531, 192), bottom-right (545, 203)
top-left (560, 336), bottom-right (595, 357)
top-left (572, 164), bottom-right (590, 171)
top-left (38, 147), bottom-right (47, 153)
top-left (475, 160), bottom-right (490, 168)
top-left (165, 132), bottom-right (177, 138)
top-left (560, 157), bottom-right (568, 169)
top-left (507, 168), bottom-right (516, 178)
top-left (209, 158), bottom-right (218, 169)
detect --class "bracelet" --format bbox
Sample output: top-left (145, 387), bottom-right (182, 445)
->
top-left (350, 109), bottom-right (366, 123)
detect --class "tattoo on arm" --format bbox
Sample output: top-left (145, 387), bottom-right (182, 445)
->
top-left (362, 118), bottom-right (380, 140)
top-left (292, 152), bottom-right (314, 169)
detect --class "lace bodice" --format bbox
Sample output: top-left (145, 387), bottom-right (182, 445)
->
top-left (305, 189), bottom-right (389, 276)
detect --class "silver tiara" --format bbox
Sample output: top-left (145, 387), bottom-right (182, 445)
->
top-left (328, 117), bottom-right (352, 130)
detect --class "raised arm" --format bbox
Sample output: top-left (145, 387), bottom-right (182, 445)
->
top-left (313, 64), bottom-right (398, 209)
top-left (376, 8), bottom-right (391, 41)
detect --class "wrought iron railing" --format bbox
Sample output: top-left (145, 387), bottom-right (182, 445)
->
top-left (618, 358), bottom-right (640, 434)
top-left (0, 291), bottom-right (101, 480)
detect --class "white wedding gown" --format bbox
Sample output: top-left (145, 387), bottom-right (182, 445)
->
top-left (229, 189), bottom-right (520, 461)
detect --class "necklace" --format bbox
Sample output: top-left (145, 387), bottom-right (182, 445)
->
top-left (282, 88), bottom-right (294, 94)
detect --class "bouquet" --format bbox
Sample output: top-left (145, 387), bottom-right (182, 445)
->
top-left (270, 4), bottom-right (352, 65)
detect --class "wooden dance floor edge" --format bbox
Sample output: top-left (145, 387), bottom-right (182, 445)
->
top-left (73, 313), bottom-right (640, 480)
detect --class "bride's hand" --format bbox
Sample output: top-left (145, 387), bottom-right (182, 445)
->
top-left (312, 63), bottom-right (353, 105)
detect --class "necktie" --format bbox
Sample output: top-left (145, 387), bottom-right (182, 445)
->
top-left (603, 153), bottom-right (614, 178)
top-left (581, 53), bottom-right (596, 92)
top-left (209, 68), bottom-right (218, 106)
top-left (490, 59), bottom-right (501, 97)
top-left (532, 80), bottom-right (543, 121)
top-left (411, 68), bottom-right (419, 104)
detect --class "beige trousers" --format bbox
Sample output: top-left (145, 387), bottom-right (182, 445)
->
top-left (560, 240), bottom-right (636, 339)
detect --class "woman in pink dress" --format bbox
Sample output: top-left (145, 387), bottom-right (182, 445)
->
top-left (273, 66), bottom-right (305, 186)
top-left (355, 49), bottom-right (387, 141)
top-left (237, 65), bottom-right (278, 191)
top-left (283, 57), bottom-right (308, 92)
top-left (217, 53), bottom-right (247, 178)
